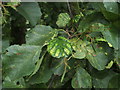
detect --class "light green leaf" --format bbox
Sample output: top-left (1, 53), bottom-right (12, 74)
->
top-left (26, 25), bottom-right (57, 46)
top-left (70, 38), bottom-right (88, 59)
top-left (71, 67), bottom-right (92, 88)
top-left (72, 14), bottom-right (81, 23)
top-left (72, 50), bottom-right (86, 59)
top-left (3, 45), bottom-right (42, 81)
top-left (47, 36), bottom-right (72, 58)
top-left (7, 2), bottom-right (20, 10)
top-left (106, 61), bottom-right (113, 69)
top-left (17, 2), bottom-right (42, 26)
top-left (56, 13), bottom-right (71, 27)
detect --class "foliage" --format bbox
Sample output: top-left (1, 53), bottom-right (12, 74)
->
top-left (47, 36), bottom-right (72, 58)
top-left (1, 2), bottom-right (120, 89)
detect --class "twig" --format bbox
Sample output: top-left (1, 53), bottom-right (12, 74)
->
top-left (48, 75), bottom-right (55, 88)
top-left (61, 64), bottom-right (67, 82)
top-left (67, 1), bottom-right (73, 18)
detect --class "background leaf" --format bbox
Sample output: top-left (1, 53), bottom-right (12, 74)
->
top-left (17, 2), bottom-right (42, 26)
top-left (78, 12), bottom-right (107, 33)
top-left (56, 13), bottom-right (71, 27)
top-left (108, 74), bottom-right (120, 88)
top-left (92, 70), bottom-right (117, 88)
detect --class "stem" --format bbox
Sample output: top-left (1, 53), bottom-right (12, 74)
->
top-left (61, 65), bottom-right (67, 82)
top-left (0, 3), bottom-right (9, 14)
top-left (60, 56), bottom-right (72, 82)
top-left (64, 57), bottom-right (71, 69)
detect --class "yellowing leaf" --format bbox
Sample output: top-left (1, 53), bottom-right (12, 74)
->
top-left (47, 36), bottom-right (72, 58)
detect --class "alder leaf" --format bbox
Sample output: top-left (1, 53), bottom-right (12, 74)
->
top-left (47, 36), bottom-right (72, 58)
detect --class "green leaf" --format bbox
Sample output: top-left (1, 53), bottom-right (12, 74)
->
top-left (72, 14), bottom-right (81, 23)
top-left (72, 50), bottom-right (86, 59)
top-left (70, 38), bottom-right (88, 59)
top-left (92, 70), bottom-right (117, 88)
top-left (17, 2), bottom-right (42, 26)
top-left (28, 68), bottom-right (52, 84)
top-left (47, 36), bottom-right (72, 58)
top-left (7, 2), bottom-right (20, 10)
top-left (112, 20), bottom-right (120, 29)
top-left (26, 25), bottom-right (57, 46)
top-left (3, 77), bottom-right (26, 88)
top-left (103, 2), bottom-right (119, 14)
top-left (71, 67), bottom-right (92, 88)
top-left (101, 27), bottom-right (118, 50)
top-left (2, 39), bottom-right (9, 52)
top-left (78, 12), bottom-right (107, 33)
top-left (28, 54), bottom-right (52, 84)
top-left (108, 74), bottom-right (120, 88)
top-left (30, 52), bottom-right (46, 77)
top-left (3, 45), bottom-right (42, 81)
top-left (7, 2), bottom-right (20, 6)
top-left (3, 77), bottom-right (25, 88)
top-left (51, 58), bottom-right (65, 76)
top-left (106, 61), bottom-right (113, 69)
top-left (89, 23), bottom-right (110, 32)
top-left (28, 83), bottom-right (47, 88)
top-left (56, 13), bottom-right (71, 27)
top-left (3, 80), bottom-right (23, 88)
top-left (90, 2), bottom-right (120, 21)
top-left (86, 45), bottom-right (109, 70)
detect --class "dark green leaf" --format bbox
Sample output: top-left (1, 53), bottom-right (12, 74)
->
top-left (51, 58), bottom-right (65, 76)
top-left (92, 70), bottom-right (117, 88)
top-left (90, 2), bottom-right (120, 21)
top-left (71, 67), bottom-right (92, 88)
top-left (17, 2), bottom-right (42, 26)
top-left (26, 25), bottom-right (57, 46)
top-left (3, 77), bottom-right (24, 88)
top-left (108, 74), bottom-right (120, 88)
top-left (86, 45), bottom-right (109, 70)
top-left (3, 45), bottom-right (42, 81)
top-left (101, 27), bottom-right (118, 50)
top-left (78, 12), bottom-right (107, 33)
top-left (28, 54), bottom-right (52, 84)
